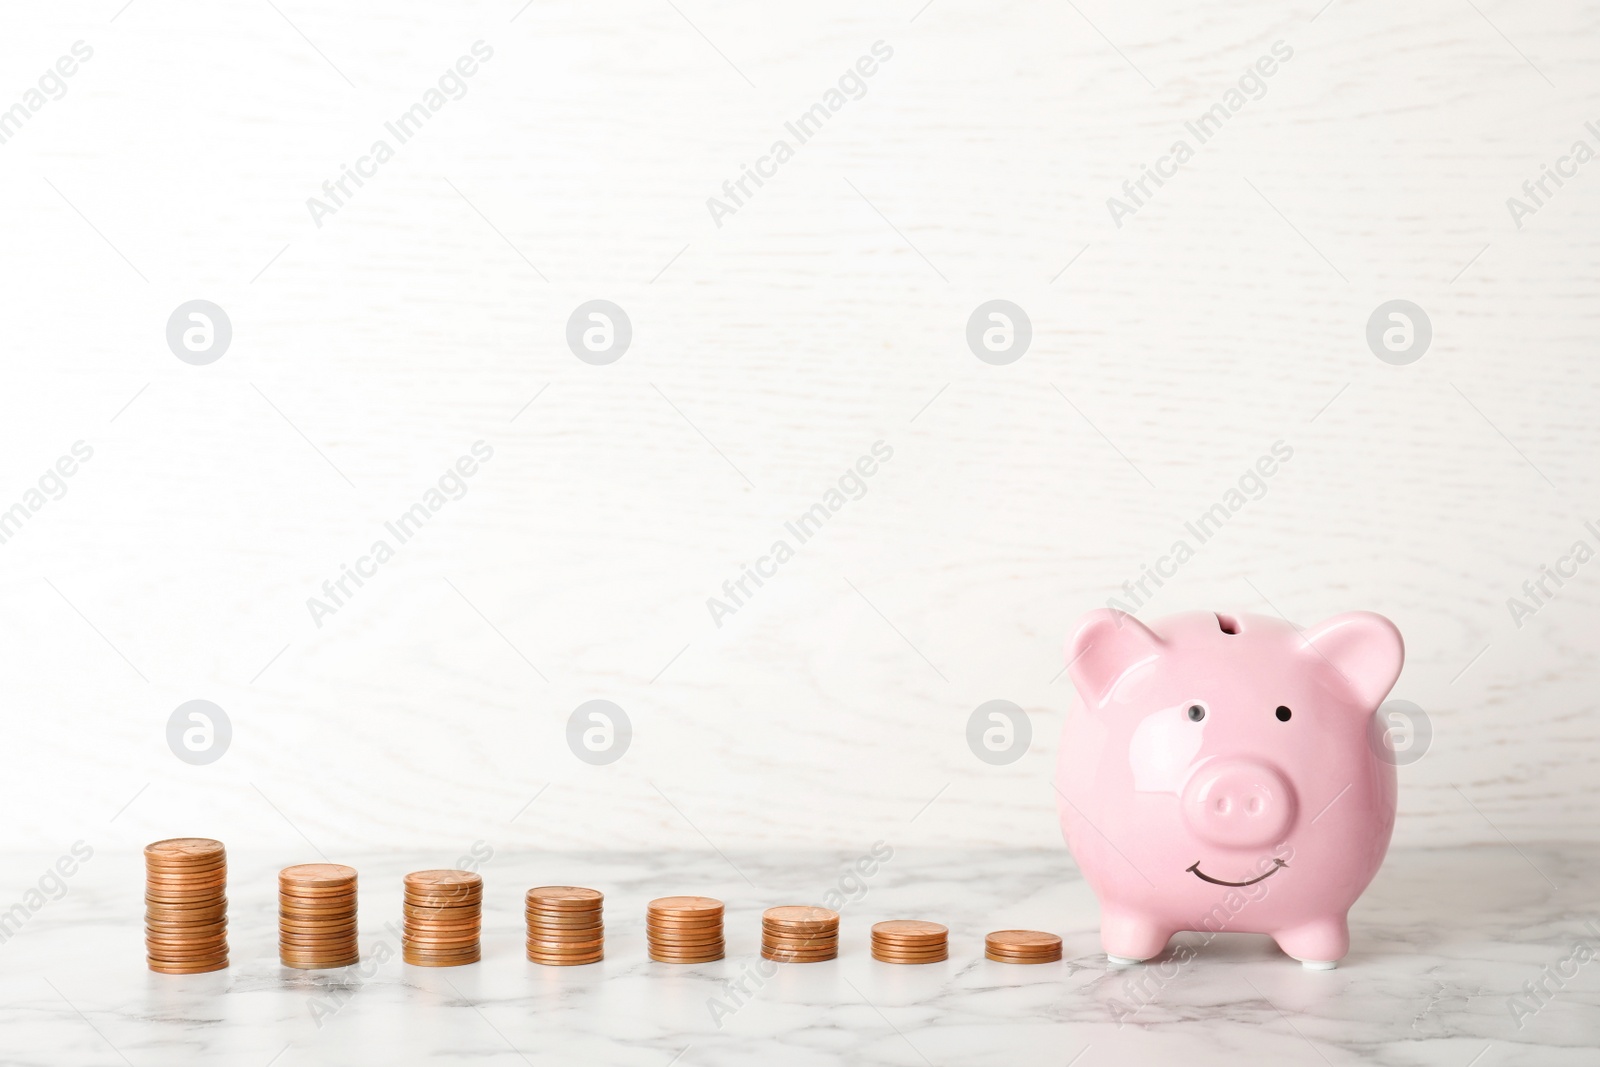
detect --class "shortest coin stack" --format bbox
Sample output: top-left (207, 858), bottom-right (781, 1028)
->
top-left (145, 838), bottom-right (229, 974)
top-left (871, 920), bottom-right (949, 964)
top-left (646, 896), bottom-right (724, 963)
top-left (526, 886), bottom-right (604, 966)
top-left (279, 864), bottom-right (359, 969)
top-left (403, 870), bottom-right (483, 967)
top-left (984, 929), bottom-right (1063, 964)
top-left (761, 906), bottom-right (840, 963)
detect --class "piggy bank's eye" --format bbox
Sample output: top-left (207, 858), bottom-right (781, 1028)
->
top-left (1187, 704), bottom-right (1206, 722)
top-left (1275, 705), bottom-right (1292, 722)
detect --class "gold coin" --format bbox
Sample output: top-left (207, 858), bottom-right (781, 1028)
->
top-left (404, 931), bottom-right (480, 945)
top-left (762, 937), bottom-right (839, 951)
top-left (525, 936), bottom-right (604, 953)
top-left (762, 906), bottom-right (838, 927)
top-left (280, 921), bottom-right (358, 934)
top-left (145, 866), bottom-right (227, 882)
top-left (526, 910), bottom-right (603, 924)
top-left (528, 927), bottom-right (604, 939)
top-left (526, 886), bottom-right (602, 909)
top-left (145, 838), bottom-right (226, 863)
top-left (144, 889), bottom-right (227, 904)
top-left (281, 955), bottom-right (359, 970)
top-left (871, 942), bottom-right (950, 955)
top-left (147, 922), bottom-right (228, 938)
top-left (404, 917), bottom-right (481, 931)
top-left (405, 870), bottom-right (482, 888)
top-left (526, 918), bottom-right (603, 932)
top-left (147, 948), bottom-right (230, 963)
top-left (145, 883), bottom-right (225, 895)
top-left (145, 915), bottom-right (227, 930)
top-left (402, 949), bottom-right (480, 961)
top-left (279, 892), bottom-right (356, 907)
top-left (147, 930), bottom-right (227, 945)
top-left (762, 949), bottom-right (837, 962)
top-left (871, 920), bottom-right (946, 940)
top-left (279, 863), bottom-right (357, 886)
top-left (985, 930), bottom-right (1060, 951)
top-left (647, 896), bottom-right (722, 917)
top-left (527, 952), bottom-right (602, 967)
top-left (648, 930), bottom-right (726, 945)
top-left (149, 958), bottom-right (229, 974)
top-left (649, 950), bottom-right (725, 963)
top-left (646, 913), bottom-right (724, 926)
top-left (986, 949), bottom-right (1060, 964)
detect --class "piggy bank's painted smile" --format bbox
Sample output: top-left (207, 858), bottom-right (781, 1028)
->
top-left (1056, 608), bottom-right (1403, 969)
top-left (1186, 858), bottom-right (1288, 887)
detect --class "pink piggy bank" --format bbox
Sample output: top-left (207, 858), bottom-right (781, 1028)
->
top-left (1057, 608), bottom-right (1403, 969)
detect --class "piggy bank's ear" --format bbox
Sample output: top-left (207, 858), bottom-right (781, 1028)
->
top-left (1066, 609), bottom-right (1162, 706)
top-left (1299, 611), bottom-right (1404, 710)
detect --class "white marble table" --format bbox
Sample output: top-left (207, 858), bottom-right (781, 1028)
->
top-left (1, 845), bottom-right (1594, 1066)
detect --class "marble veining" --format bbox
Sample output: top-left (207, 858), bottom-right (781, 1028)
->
top-left (0, 845), bottom-right (1594, 1065)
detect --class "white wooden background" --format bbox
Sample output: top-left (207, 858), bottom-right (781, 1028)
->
top-left (0, 0), bottom-right (1596, 857)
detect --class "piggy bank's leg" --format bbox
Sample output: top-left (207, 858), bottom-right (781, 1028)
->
top-left (1273, 914), bottom-right (1349, 969)
top-left (1101, 909), bottom-right (1172, 964)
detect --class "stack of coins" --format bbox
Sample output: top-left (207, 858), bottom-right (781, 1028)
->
top-left (984, 929), bottom-right (1062, 964)
top-left (761, 906), bottom-right (840, 962)
top-left (646, 896), bottom-right (724, 963)
top-left (525, 886), bottom-right (604, 966)
top-left (402, 870), bottom-right (483, 967)
top-left (144, 838), bottom-right (228, 974)
top-left (279, 864), bottom-right (359, 969)
top-left (870, 920), bottom-right (948, 964)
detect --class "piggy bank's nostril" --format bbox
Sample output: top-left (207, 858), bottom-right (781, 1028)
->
top-left (1182, 759), bottom-right (1295, 847)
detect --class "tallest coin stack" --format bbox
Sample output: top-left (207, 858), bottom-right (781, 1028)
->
top-left (144, 838), bottom-right (229, 974)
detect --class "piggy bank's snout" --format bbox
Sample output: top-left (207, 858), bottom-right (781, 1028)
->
top-left (1181, 759), bottom-right (1295, 849)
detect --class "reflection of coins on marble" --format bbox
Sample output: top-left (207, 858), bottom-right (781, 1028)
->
top-left (984, 929), bottom-right (1062, 964)
top-left (871, 920), bottom-right (949, 964)
top-left (762, 905), bottom-right (839, 962)
top-left (278, 864), bottom-right (358, 969)
top-left (403, 870), bottom-right (482, 967)
top-left (647, 896), bottom-right (724, 963)
top-left (145, 838), bottom-right (229, 974)
top-left (526, 886), bottom-right (605, 966)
